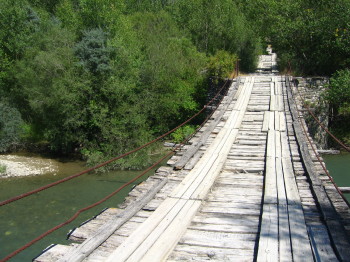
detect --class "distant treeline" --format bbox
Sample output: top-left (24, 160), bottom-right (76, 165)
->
top-left (0, 0), bottom-right (349, 168)
top-left (239, 0), bottom-right (350, 145)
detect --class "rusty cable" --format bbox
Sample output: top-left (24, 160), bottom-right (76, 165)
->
top-left (294, 83), bottom-right (350, 152)
top-left (0, 77), bottom-right (232, 207)
top-left (287, 76), bottom-right (350, 207)
top-left (0, 71), bottom-right (238, 261)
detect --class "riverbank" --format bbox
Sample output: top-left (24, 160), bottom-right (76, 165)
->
top-left (0, 154), bottom-right (59, 178)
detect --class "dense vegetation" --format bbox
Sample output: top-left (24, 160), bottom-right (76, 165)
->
top-left (239, 0), bottom-right (350, 146)
top-left (1, 0), bottom-right (349, 166)
top-left (0, 0), bottom-right (260, 168)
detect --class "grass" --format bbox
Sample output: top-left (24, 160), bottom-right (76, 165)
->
top-left (0, 164), bottom-right (6, 174)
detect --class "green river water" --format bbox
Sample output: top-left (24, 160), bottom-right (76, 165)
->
top-left (0, 152), bottom-right (349, 261)
top-left (0, 155), bottom-right (166, 262)
top-left (323, 152), bottom-right (350, 202)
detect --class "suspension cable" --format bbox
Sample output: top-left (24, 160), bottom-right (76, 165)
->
top-left (293, 81), bottom-right (350, 152)
top-left (287, 76), bottom-right (350, 207)
top-left (0, 77), bottom-right (232, 207)
top-left (0, 71), bottom-right (238, 262)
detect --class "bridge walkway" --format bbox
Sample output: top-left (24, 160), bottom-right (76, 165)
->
top-left (35, 52), bottom-right (350, 262)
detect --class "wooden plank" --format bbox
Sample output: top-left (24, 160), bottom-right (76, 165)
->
top-left (270, 95), bottom-right (276, 111)
top-left (275, 131), bottom-right (282, 159)
top-left (264, 156), bottom-right (277, 204)
top-left (274, 111), bottom-right (280, 131)
top-left (57, 178), bottom-right (168, 262)
top-left (288, 204), bottom-right (314, 261)
top-left (278, 94), bottom-right (284, 111)
top-left (279, 204), bottom-right (292, 262)
top-left (105, 197), bottom-right (181, 262)
top-left (268, 112), bottom-right (275, 131)
top-left (257, 204), bottom-right (279, 262)
top-left (308, 225), bottom-right (339, 262)
top-left (178, 229), bottom-right (256, 250)
top-left (281, 157), bottom-right (301, 206)
top-left (338, 187), bottom-right (350, 193)
top-left (280, 112), bottom-right (286, 132)
top-left (286, 77), bottom-right (350, 260)
top-left (131, 200), bottom-right (201, 262)
top-left (169, 244), bottom-right (254, 261)
top-left (105, 77), bottom-right (254, 262)
top-left (276, 157), bottom-right (286, 205)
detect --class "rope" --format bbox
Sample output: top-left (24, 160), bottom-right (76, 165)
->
top-left (0, 77), bottom-right (232, 207)
top-left (286, 76), bottom-right (350, 207)
top-left (0, 71), bottom-right (238, 262)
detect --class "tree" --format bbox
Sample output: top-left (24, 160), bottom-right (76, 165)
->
top-left (169, 0), bottom-right (261, 71)
top-left (74, 28), bottom-right (112, 76)
top-left (0, 102), bottom-right (24, 152)
top-left (130, 11), bottom-right (206, 132)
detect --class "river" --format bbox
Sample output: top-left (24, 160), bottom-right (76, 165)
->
top-left (0, 154), bottom-right (167, 262)
top-left (1, 152), bottom-right (349, 261)
top-left (323, 152), bottom-right (350, 202)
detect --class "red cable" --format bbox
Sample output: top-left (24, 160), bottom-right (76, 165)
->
top-left (287, 77), bottom-right (350, 207)
top-left (0, 77), bottom-right (232, 207)
top-left (0, 72), bottom-right (237, 261)
top-left (295, 86), bottom-right (350, 152)
top-left (0, 149), bottom-right (176, 262)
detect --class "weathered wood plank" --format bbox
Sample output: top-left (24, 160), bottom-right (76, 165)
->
top-left (286, 76), bottom-right (350, 261)
top-left (57, 178), bottom-right (168, 262)
top-left (279, 204), bottom-right (292, 262)
top-left (308, 225), bottom-right (339, 262)
top-left (105, 77), bottom-right (254, 262)
top-left (261, 111), bottom-right (270, 132)
top-left (257, 203), bottom-right (279, 262)
top-left (288, 204), bottom-right (314, 261)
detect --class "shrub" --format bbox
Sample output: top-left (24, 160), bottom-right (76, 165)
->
top-left (0, 101), bottom-right (24, 152)
top-left (324, 69), bottom-right (350, 116)
top-left (170, 125), bottom-right (197, 144)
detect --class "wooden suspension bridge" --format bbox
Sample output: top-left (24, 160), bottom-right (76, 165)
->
top-left (34, 50), bottom-right (350, 262)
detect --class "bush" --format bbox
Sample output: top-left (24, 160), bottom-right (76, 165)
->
top-left (207, 50), bottom-right (238, 82)
top-left (0, 164), bottom-right (6, 174)
top-left (324, 69), bottom-right (350, 116)
top-left (170, 125), bottom-right (197, 144)
top-left (0, 102), bottom-right (25, 152)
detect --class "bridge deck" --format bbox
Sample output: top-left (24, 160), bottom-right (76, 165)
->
top-left (35, 52), bottom-right (350, 262)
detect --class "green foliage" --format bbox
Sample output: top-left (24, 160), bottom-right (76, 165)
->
top-left (0, 102), bottom-right (25, 152)
top-left (169, 0), bottom-right (260, 71)
top-left (323, 69), bottom-right (350, 147)
top-left (0, 164), bottom-right (6, 174)
top-left (241, 0), bottom-right (350, 75)
top-left (131, 11), bottom-right (206, 132)
top-left (170, 125), bottom-right (197, 144)
top-left (0, 0), bottom-right (264, 169)
top-left (75, 28), bottom-right (112, 75)
top-left (324, 69), bottom-right (350, 116)
top-left (207, 50), bottom-right (238, 82)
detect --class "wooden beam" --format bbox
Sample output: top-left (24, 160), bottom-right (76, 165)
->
top-left (58, 177), bottom-right (168, 262)
top-left (286, 76), bottom-right (350, 261)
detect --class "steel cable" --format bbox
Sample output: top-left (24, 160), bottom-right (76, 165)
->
top-left (0, 69), bottom-right (239, 261)
top-left (0, 77), bottom-right (232, 207)
top-left (287, 76), bottom-right (350, 207)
